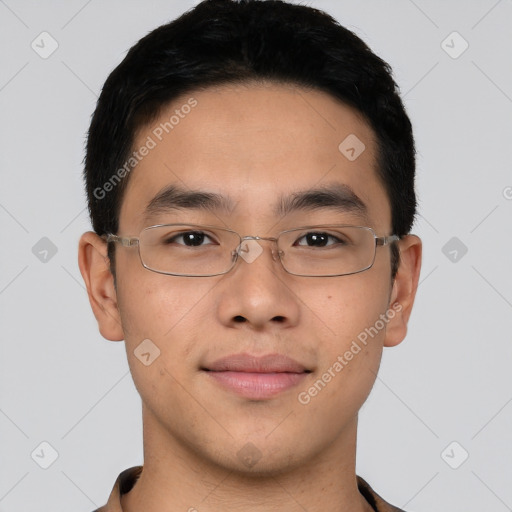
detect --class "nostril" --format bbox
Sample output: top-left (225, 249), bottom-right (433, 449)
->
top-left (272, 316), bottom-right (286, 323)
top-left (233, 315), bottom-right (246, 323)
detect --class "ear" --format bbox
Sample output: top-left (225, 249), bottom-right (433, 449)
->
top-left (78, 231), bottom-right (124, 341)
top-left (384, 235), bottom-right (422, 347)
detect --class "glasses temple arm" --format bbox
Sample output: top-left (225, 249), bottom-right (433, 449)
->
top-left (376, 234), bottom-right (400, 246)
top-left (105, 234), bottom-right (139, 247)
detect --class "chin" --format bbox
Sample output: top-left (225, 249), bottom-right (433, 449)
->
top-left (220, 446), bottom-right (305, 478)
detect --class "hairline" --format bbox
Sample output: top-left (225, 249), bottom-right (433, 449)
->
top-left (118, 78), bottom-right (384, 231)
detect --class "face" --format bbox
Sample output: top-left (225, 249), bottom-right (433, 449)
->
top-left (82, 82), bottom-right (420, 475)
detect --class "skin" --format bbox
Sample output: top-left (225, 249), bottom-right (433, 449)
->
top-left (79, 82), bottom-right (422, 512)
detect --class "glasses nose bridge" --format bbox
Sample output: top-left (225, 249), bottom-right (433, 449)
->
top-left (238, 235), bottom-right (281, 261)
top-left (241, 235), bottom-right (278, 242)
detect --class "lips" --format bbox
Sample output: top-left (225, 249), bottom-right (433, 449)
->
top-left (204, 353), bottom-right (309, 373)
top-left (202, 353), bottom-right (311, 400)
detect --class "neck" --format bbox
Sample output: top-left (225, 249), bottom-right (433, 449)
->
top-left (121, 406), bottom-right (372, 512)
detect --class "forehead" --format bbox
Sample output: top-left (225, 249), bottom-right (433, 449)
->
top-left (119, 82), bottom-right (391, 232)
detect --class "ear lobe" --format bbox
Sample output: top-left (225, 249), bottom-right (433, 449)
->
top-left (384, 235), bottom-right (422, 347)
top-left (78, 231), bottom-right (124, 341)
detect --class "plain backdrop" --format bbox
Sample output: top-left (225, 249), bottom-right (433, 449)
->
top-left (1, 1), bottom-right (511, 511)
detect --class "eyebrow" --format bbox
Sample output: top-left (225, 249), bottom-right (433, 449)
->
top-left (144, 185), bottom-right (235, 221)
top-left (276, 183), bottom-right (368, 219)
top-left (143, 182), bottom-right (368, 221)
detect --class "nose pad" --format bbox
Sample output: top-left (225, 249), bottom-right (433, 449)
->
top-left (271, 247), bottom-right (282, 262)
top-left (233, 238), bottom-right (282, 266)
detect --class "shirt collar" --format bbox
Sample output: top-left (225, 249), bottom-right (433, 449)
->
top-left (94, 466), bottom-right (405, 512)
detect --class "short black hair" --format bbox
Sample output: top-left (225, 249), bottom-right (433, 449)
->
top-left (84, 0), bottom-right (416, 277)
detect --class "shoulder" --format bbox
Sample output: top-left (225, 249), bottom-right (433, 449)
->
top-left (91, 466), bottom-right (143, 512)
top-left (357, 476), bottom-right (407, 512)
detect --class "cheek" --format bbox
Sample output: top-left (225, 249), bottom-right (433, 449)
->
top-left (295, 282), bottom-right (390, 433)
top-left (115, 271), bottom-right (214, 423)
top-left (301, 270), bottom-right (392, 394)
top-left (116, 266), bottom-right (207, 338)
top-left (115, 267), bottom-right (214, 382)
top-left (313, 270), bottom-right (391, 343)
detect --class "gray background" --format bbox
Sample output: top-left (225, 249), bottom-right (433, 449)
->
top-left (1, 0), bottom-right (511, 510)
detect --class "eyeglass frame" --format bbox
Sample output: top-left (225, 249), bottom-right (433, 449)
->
top-left (104, 223), bottom-right (400, 278)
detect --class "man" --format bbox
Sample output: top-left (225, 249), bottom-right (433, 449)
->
top-left (78, 0), bottom-right (422, 510)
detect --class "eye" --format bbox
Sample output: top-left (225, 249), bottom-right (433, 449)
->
top-left (164, 231), bottom-right (217, 247)
top-left (294, 232), bottom-right (345, 248)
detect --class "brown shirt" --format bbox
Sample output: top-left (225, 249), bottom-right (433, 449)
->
top-left (93, 466), bottom-right (406, 512)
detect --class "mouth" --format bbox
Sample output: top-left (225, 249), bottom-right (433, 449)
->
top-left (201, 353), bottom-right (312, 400)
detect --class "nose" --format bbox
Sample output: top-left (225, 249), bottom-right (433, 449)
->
top-left (217, 237), bottom-right (300, 330)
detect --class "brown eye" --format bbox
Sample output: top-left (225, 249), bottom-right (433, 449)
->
top-left (165, 231), bottom-right (214, 247)
top-left (295, 232), bottom-right (343, 247)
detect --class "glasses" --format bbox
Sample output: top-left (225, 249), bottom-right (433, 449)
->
top-left (105, 223), bottom-right (399, 277)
